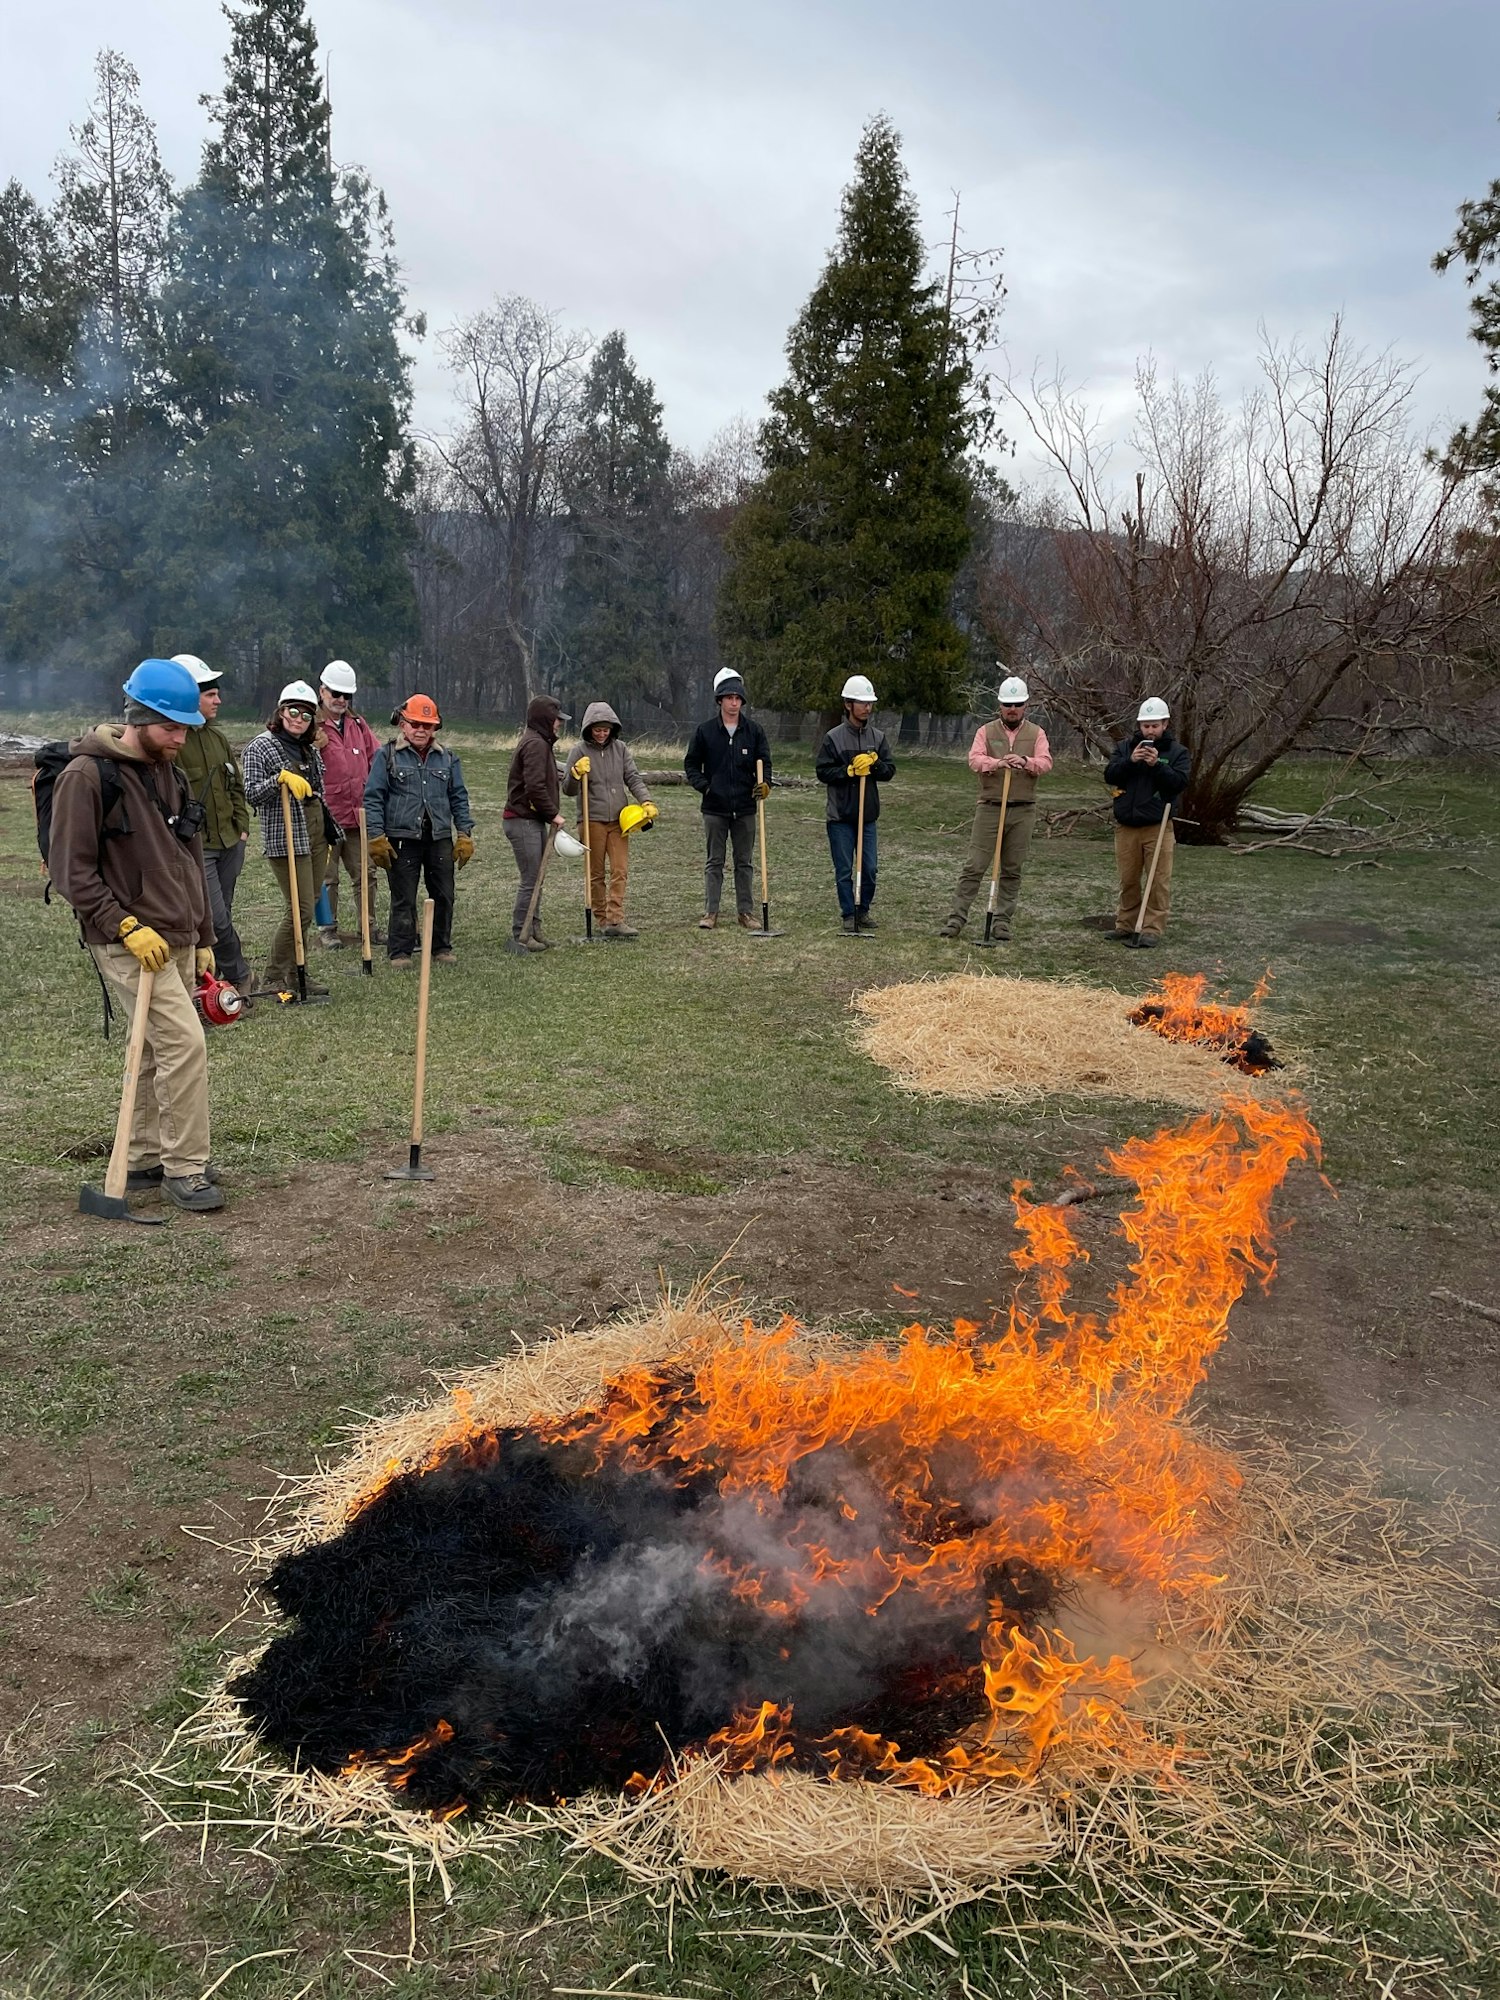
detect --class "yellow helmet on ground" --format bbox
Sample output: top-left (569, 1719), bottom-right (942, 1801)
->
top-left (619, 802), bottom-right (655, 836)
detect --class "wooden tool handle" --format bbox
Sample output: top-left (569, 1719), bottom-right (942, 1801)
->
top-left (985, 767), bottom-right (1013, 913)
top-left (1135, 802), bottom-right (1173, 937)
top-left (755, 758), bottom-right (770, 907)
top-left (104, 967), bottom-right (155, 1201)
top-left (520, 827), bottom-right (557, 941)
top-left (280, 785), bottom-right (305, 967)
top-left (357, 806), bottom-right (372, 964)
top-left (411, 900), bottom-right (435, 1147)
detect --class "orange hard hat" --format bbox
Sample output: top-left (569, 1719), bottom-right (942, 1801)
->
top-left (395, 693), bottom-right (442, 727)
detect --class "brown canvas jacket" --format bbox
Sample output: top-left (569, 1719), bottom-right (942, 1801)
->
top-left (49, 726), bottom-right (214, 948)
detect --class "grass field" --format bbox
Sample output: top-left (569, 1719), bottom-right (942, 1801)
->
top-left (1, 713), bottom-right (1497, 1998)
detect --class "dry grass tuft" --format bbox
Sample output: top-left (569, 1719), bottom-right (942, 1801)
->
top-left (852, 972), bottom-right (1265, 1108)
top-left (146, 1310), bottom-right (1497, 1985)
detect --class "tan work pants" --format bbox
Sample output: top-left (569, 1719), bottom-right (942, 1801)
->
top-left (90, 943), bottom-right (211, 1177)
top-left (949, 799), bottom-right (1035, 934)
top-left (322, 831), bottom-right (379, 934)
top-left (267, 833), bottom-right (328, 991)
top-left (584, 821), bottom-right (630, 927)
top-left (1114, 820), bottom-right (1175, 936)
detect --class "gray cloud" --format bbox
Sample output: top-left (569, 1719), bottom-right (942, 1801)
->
top-left (5, 0), bottom-right (1497, 469)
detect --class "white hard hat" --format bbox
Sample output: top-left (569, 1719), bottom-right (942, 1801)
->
top-left (554, 828), bottom-right (585, 859)
top-left (713, 667), bottom-right (744, 694)
top-left (997, 676), bottom-right (1029, 704)
top-left (171, 653), bottom-right (221, 686)
top-left (278, 679), bottom-right (320, 708)
top-left (321, 660), bottom-right (357, 694)
top-left (841, 674), bottom-right (878, 703)
top-left (1137, 696), bottom-right (1170, 723)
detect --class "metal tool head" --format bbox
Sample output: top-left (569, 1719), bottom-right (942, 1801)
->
top-left (384, 1163), bottom-right (436, 1181)
top-left (78, 1184), bottom-right (165, 1226)
top-left (746, 926), bottom-right (786, 938)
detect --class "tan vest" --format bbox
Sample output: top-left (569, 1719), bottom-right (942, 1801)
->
top-left (979, 718), bottom-right (1041, 804)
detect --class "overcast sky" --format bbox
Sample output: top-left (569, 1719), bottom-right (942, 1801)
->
top-left (5, 0), bottom-right (1499, 477)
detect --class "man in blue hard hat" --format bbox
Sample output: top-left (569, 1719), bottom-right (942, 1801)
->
top-left (47, 659), bottom-right (225, 1213)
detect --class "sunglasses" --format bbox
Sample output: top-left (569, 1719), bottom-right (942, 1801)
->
top-left (283, 706), bottom-right (315, 719)
top-left (327, 690), bottom-right (351, 700)
top-left (405, 721), bottom-right (436, 732)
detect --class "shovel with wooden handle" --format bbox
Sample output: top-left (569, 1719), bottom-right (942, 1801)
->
top-left (1129, 802), bottom-right (1173, 948)
top-left (279, 785), bottom-right (317, 1004)
top-left (748, 758), bottom-right (784, 937)
top-left (850, 771), bottom-right (869, 933)
top-left (386, 900), bottom-right (436, 1180)
top-left (508, 826), bottom-right (558, 953)
top-left (357, 807), bottom-right (373, 976)
top-left (79, 966), bottom-right (165, 1225)
top-left (974, 768), bottom-right (1013, 949)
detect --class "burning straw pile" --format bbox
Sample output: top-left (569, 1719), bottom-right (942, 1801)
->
top-left (852, 970), bottom-right (1282, 1108)
top-left (148, 1100), bottom-right (1496, 1981)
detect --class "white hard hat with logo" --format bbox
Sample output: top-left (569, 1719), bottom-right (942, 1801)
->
top-left (321, 660), bottom-right (358, 694)
top-left (171, 653), bottom-right (222, 687)
top-left (1137, 696), bottom-right (1170, 723)
top-left (997, 675), bottom-right (1029, 704)
top-left (279, 680), bottom-right (320, 708)
top-left (841, 674), bottom-right (878, 703)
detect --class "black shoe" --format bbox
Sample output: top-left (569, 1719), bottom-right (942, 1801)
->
top-left (1125, 932), bottom-right (1160, 949)
top-left (163, 1173), bottom-right (225, 1213)
top-left (127, 1162), bottom-right (222, 1189)
top-left (1103, 930), bottom-right (1132, 943)
top-left (857, 913), bottom-right (877, 930)
top-left (841, 915), bottom-right (859, 933)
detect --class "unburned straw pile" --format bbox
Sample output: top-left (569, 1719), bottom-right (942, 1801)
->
top-left (145, 1103), bottom-right (1496, 1985)
top-left (852, 971), bottom-right (1279, 1107)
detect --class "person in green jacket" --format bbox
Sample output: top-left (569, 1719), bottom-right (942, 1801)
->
top-left (171, 654), bottom-right (252, 990)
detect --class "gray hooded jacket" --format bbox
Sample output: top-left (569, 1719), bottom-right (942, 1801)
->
top-left (562, 702), bottom-right (652, 824)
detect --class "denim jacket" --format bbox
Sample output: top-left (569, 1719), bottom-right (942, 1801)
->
top-left (363, 740), bottom-right (474, 841)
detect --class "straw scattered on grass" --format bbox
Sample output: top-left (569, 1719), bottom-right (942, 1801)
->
top-left (851, 972), bottom-right (1272, 1108)
top-left (149, 1305), bottom-right (1498, 1987)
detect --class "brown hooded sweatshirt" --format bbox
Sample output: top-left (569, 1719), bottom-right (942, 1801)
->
top-left (504, 697), bottom-right (564, 821)
top-left (49, 725), bottom-right (214, 948)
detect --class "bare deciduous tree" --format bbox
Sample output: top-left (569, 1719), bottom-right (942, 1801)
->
top-left (986, 320), bottom-right (1496, 839)
top-left (434, 295), bottom-right (590, 713)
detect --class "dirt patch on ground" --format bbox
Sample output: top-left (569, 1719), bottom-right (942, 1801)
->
top-left (4, 1125), bottom-right (1499, 1786)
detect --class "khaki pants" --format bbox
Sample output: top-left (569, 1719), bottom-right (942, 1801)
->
top-left (267, 833), bottom-right (328, 991)
top-left (323, 830), bottom-right (379, 935)
top-left (584, 821), bottom-right (630, 926)
top-left (1114, 820), bottom-right (1175, 936)
top-left (949, 799), bottom-right (1035, 934)
top-left (90, 943), bottom-right (211, 1177)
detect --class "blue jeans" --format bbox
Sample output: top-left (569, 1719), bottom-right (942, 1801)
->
top-left (827, 819), bottom-right (877, 917)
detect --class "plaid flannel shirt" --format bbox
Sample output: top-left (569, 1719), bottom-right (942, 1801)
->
top-left (241, 730), bottom-right (328, 859)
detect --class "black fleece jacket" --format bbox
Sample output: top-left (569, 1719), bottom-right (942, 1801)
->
top-left (1104, 730), bottom-right (1191, 826)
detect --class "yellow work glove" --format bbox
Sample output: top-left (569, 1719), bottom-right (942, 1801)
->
top-left (276, 768), bottom-right (313, 801)
top-left (453, 832), bottom-right (475, 868)
top-left (118, 916), bottom-right (172, 973)
top-left (848, 751), bottom-right (878, 778)
top-left (753, 779), bottom-right (771, 800)
top-left (195, 947), bottom-right (215, 977)
top-left (641, 801), bottom-right (659, 824)
top-left (570, 755), bottom-right (591, 779)
top-left (368, 835), bottom-right (395, 869)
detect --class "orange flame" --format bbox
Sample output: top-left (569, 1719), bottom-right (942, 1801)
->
top-left (1129, 971), bottom-right (1278, 1073)
top-left (345, 1100), bottom-right (1319, 1803)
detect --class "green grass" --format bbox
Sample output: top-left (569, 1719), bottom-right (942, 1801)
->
top-left (1, 713), bottom-right (1498, 1997)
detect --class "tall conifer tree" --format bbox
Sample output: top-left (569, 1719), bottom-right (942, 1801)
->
top-left (554, 331), bottom-right (676, 713)
top-left (717, 116), bottom-right (975, 715)
top-left (156, 0), bottom-right (417, 687)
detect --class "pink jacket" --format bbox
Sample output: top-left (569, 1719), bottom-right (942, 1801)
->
top-left (968, 721), bottom-right (1052, 777)
top-left (319, 711), bottom-right (380, 828)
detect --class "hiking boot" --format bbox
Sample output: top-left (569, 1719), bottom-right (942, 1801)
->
top-left (841, 915), bottom-right (859, 933)
top-left (698, 913), bottom-right (718, 929)
top-left (163, 1173), bottom-right (225, 1213)
top-left (1102, 929), bottom-right (1131, 943)
top-left (856, 913), bottom-right (877, 931)
top-left (389, 954), bottom-right (412, 969)
top-left (317, 927), bottom-right (344, 950)
top-left (939, 916), bottom-right (964, 939)
top-left (737, 912), bottom-right (757, 930)
top-left (433, 949), bottom-right (458, 963)
top-left (602, 924), bottom-right (638, 940)
top-left (1126, 932), bottom-right (1160, 949)
top-left (128, 1162), bottom-right (222, 1189)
